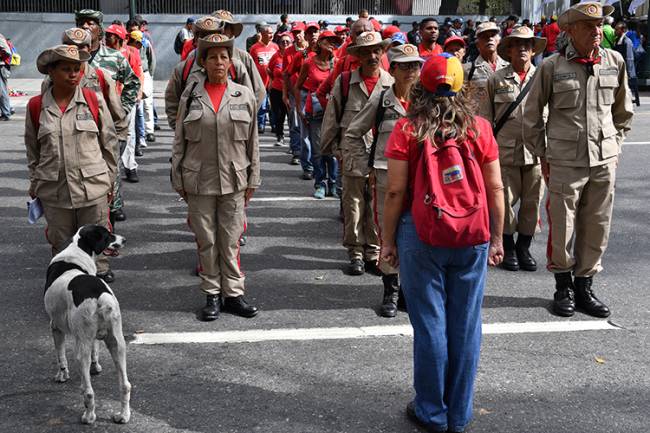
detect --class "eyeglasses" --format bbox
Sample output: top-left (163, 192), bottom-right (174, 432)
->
top-left (395, 62), bottom-right (422, 71)
top-left (279, 39), bottom-right (292, 45)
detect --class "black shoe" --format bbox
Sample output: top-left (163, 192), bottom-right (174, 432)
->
top-left (574, 276), bottom-right (610, 318)
top-left (347, 259), bottom-right (365, 276)
top-left (501, 233), bottom-right (519, 271)
top-left (290, 156), bottom-right (300, 165)
top-left (222, 296), bottom-right (258, 318)
top-left (135, 147), bottom-right (144, 157)
top-left (406, 401), bottom-right (446, 433)
top-left (154, 124), bottom-right (161, 131)
top-left (124, 169), bottom-right (139, 183)
top-left (239, 234), bottom-right (247, 246)
top-left (364, 259), bottom-right (382, 276)
top-left (0, 115), bottom-right (9, 121)
top-left (199, 295), bottom-right (220, 321)
top-left (145, 133), bottom-right (155, 142)
top-left (515, 234), bottom-right (537, 271)
top-left (10, 108), bottom-right (15, 115)
top-left (552, 272), bottom-right (575, 317)
top-left (301, 171), bottom-right (313, 180)
top-left (380, 274), bottom-right (399, 318)
top-left (97, 270), bottom-right (115, 283)
top-left (111, 209), bottom-right (126, 222)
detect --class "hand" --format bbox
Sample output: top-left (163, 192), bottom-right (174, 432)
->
top-left (28, 188), bottom-right (36, 199)
top-left (381, 243), bottom-right (399, 269)
top-left (488, 238), bottom-right (504, 266)
top-left (282, 94), bottom-right (290, 109)
top-left (244, 188), bottom-right (256, 206)
top-left (107, 190), bottom-right (114, 204)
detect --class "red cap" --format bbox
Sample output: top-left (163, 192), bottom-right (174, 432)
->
top-left (369, 18), bottom-right (382, 32)
top-left (277, 31), bottom-right (294, 41)
top-left (335, 25), bottom-right (347, 33)
top-left (305, 22), bottom-right (320, 31)
top-left (382, 25), bottom-right (401, 39)
top-left (291, 22), bottom-right (306, 32)
top-left (318, 30), bottom-right (342, 45)
top-left (443, 35), bottom-right (466, 48)
top-left (420, 53), bottom-right (464, 96)
top-left (105, 24), bottom-right (127, 40)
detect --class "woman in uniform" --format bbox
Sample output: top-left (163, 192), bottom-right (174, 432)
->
top-left (171, 34), bottom-right (261, 322)
top-left (25, 45), bottom-right (118, 280)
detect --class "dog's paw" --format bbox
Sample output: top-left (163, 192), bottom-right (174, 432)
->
top-left (112, 410), bottom-right (131, 424)
top-left (54, 368), bottom-right (69, 383)
top-left (80, 411), bottom-right (96, 424)
top-left (90, 362), bottom-right (102, 375)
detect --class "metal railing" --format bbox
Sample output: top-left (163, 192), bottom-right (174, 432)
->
top-left (0, 0), bottom-right (100, 12)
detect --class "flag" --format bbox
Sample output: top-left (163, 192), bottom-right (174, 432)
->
top-left (628, 0), bottom-right (645, 15)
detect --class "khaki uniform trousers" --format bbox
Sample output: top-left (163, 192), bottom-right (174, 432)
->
top-left (502, 164), bottom-right (545, 236)
top-left (547, 162), bottom-right (616, 277)
top-left (342, 174), bottom-right (380, 262)
top-left (186, 191), bottom-right (246, 297)
top-left (42, 201), bottom-right (111, 273)
top-left (372, 169), bottom-right (399, 275)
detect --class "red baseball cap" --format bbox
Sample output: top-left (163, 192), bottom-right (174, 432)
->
top-left (277, 31), bottom-right (294, 41)
top-left (291, 22), bottom-right (306, 32)
top-left (305, 22), bottom-right (320, 31)
top-left (369, 18), bottom-right (382, 32)
top-left (444, 35), bottom-right (466, 49)
top-left (420, 53), bottom-right (464, 96)
top-left (105, 24), bottom-right (127, 40)
top-left (382, 25), bottom-right (401, 39)
top-left (318, 30), bottom-right (342, 45)
top-left (335, 25), bottom-right (347, 33)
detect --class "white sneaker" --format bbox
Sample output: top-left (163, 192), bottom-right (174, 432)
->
top-left (275, 137), bottom-right (285, 147)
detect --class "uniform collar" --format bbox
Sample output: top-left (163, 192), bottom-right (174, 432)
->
top-left (192, 74), bottom-right (239, 114)
top-left (383, 86), bottom-right (407, 116)
top-left (43, 85), bottom-right (86, 117)
top-left (504, 63), bottom-right (536, 83)
top-left (351, 68), bottom-right (393, 96)
top-left (564, 40), bottom-right (603, 62)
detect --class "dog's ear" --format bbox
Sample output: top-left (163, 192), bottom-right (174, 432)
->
top-left (78, 225), bottom-right (111, 256)
top-left (92, 227), bottom-right (112, 255)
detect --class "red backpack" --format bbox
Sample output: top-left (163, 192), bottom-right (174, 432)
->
top-left (411, 136), bottom-right (490, 248)
top-left (28, 87), bottom-right (99, 132)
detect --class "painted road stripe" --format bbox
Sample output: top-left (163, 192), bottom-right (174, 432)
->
top-left (623, 141), bottom-right (650, 145)
top-left (131, 320), bottom-right (619, 345)
top-left (253, 196), bottom-right (337, 202)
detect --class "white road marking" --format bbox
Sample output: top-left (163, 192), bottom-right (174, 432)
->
top-left (252, 196), bottom-right (336, 202)
top-left (131, 320), bottom-right (619, 345)
top-left (623, 141), bottom-right (650, 145)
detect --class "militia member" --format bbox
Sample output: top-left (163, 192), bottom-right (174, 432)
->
top-left (523, 2), bottom-right (633, 318)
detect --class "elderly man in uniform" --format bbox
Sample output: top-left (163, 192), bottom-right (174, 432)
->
top-left (486, 26), bottom-right (546, 272)
top-left (524, 2), bottom-right (633, 318)
top-left (321, 32), bottom-right (393, 276)
top-left (463, 21), bottom-right (509, 118)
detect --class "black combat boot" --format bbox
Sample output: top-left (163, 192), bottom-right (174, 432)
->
top-left (574, 276), bottom-right (610, 318)
top-left (501, 233), bottom-right (519, 271)
top-left (552, 272), bottom-right (575, 317)
top-left (379, 274), bottom-right (399, 318)
top-left (199, 295), bottom-right (220, 321)
top-left (515, 233), bottom-right (537, 271)
top-left (134, 141), bottom-right (144, 157)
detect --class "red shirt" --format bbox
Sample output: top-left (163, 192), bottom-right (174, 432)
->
top-left (303, 57), bottom-right (331, 92)
top-left (268, 51), bottom-right (285, 91)
top-left (250, 41), bottom-right (279, 87)
top-left (418, 43), bottom-right (443, 59)
top-left (384, 117), bottom-right (499, 208)
top-left (204, 81), bottom-right (227, 111)
top-left (181, 39), bottom-right (195, 61)
top-left (542, 22), bottom-right (560, 54)
top-left (362, 74), bottom-right (379, 95)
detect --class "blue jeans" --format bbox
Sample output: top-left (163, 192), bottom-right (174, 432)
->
top-left (0, 67), bottom-right (11, 117)
top-left (298, 90), bottom-right (312, 173)
top-left (397, 212), bottom-right (488, 432)
top-left (289, 96), bottom-right (301, 157)
top-left (257, 94), bottom-right (269, 131)
top-left (135, 100), bottom-right (145, 142)
top-left (308, 118), bottom-right (337, 189)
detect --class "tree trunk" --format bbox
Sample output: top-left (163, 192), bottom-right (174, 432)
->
top-left (479, 0), bottom-right (488, 15)
top-left (439, 0), bottom-right (460, 14)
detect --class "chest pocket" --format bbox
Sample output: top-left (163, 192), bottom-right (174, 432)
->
top-left (552, 79), bottom-right (580, 109)
top-left (598, 73), bottom-right (618, 106)
top-left (75, 119), bottom-right (99, 135)
top-left (230, 109), bottom-right (251, 141)
top-left (183, 109), bottom-right (203, 142)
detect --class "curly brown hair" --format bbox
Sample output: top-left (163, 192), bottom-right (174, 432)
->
top-left (405, 82), bottom-right (479, 145)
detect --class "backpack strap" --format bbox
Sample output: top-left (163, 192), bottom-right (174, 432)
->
top-left (181, 55), bottom-right (195, 89)
top-left (340, 70), bottom-right (351, 111)
top-left (81, 87), bottom-right (100, 125)
top-left (94, 67), bottom-right (110, 105)
top-left (368, 89), bottom-right (388, 168)
top-left (27, 95), bottom-right (43, 133)
top-left (185, 80), bottom-right (199, 115)
top-left (467, 59), bottom-right (477, 82)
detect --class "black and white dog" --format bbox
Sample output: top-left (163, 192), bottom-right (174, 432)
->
top-left (44, 225), bottom-right (130, 424)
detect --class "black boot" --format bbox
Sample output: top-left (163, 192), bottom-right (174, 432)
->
top-left (552, 272), bottom-right (575, 317)
top-left (574, 276), bottom-right (610, 318)
top-left (199, 295), bottom-right (220, 321)
top-left (347, 259), bottom-right (364, 276)
top-left (125, 168), bottom-right (139, 183)
top-left (135, 141), bottom-right (144, 157)
top-left (222, 296), bottom-right (258, 318)
top-left (515, 234), bottom-right (537, 271)
top-left (379, 274), bottom-right (399, 318)
top-left (501, 234), bottom-right (519, 271)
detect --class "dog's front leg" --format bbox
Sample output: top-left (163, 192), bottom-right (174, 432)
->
top-left (51, 324), bottom-right (69, 383)
top-left (106, 331), bottom-right (131, 423)
top-left (90, 340), bottom-right (102, 375)
top-left (76, 339), bottom-right (96, 424)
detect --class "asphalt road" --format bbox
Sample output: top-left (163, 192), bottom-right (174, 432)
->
top-left (0, 81), bottom-right (648, 433)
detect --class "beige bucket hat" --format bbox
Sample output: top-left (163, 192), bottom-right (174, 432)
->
top-left (211, 10), bottom-right (244, 37)
top-left (346, 31), bottom-right (391, 56)
top-left (558, 1), bottom-right (614, 30)
top-left (475, 21), bottom-right (500, 36)
top-left (497, 25), bottom-right (547, 61)
top-left (197, 34), bottom-right (235, 67)
top-left (61, 27), bottom-right (92, 47)
top-left (37, 44), bottom-right (90, 74)
top-left (193, 16), bottom-right (223, 36)
top-left (387, 44), bottom-right (424, 64)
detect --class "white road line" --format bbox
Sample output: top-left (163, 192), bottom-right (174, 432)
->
top-left (623, 141), bottom-right (650, 145)
top-left (131, 320), bottom-right (619, 345)
top-left (252, 196), bottom-right (336, 202)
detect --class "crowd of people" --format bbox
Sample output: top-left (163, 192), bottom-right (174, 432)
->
top-left (17, 2), bottom-right (635, 432)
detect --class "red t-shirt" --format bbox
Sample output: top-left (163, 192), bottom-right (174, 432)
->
top-left (268, 51), bottom-right (285, 91)
top-left (303, 57), bottom-right (332, 92)
top-left (181, 39), bottom-right (195, 61)
top-left (418, 43), bottom-right (443, 59)
top-left (384, 116), bottom-right (499, 209)
top-left (204, 81), bottom-right (227, 111)
top-left (362, 74), bottom-right (379, 95)
top-left (542, 22), bottom-right (560, 54)
top-left (250, 41), bottom-right (279, 87)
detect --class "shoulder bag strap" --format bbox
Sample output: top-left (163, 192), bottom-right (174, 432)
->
top-left (367, 89), bottom-right (388, 168)
top-left (492, 76), bottom-right (535, 136)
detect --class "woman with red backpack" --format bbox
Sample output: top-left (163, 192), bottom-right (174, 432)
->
top-left (381, 53), bottom-right (505, 433)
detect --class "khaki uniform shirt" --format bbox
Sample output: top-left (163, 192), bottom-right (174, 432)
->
top-left (463, 54), bottom-right (509, 118)
top-left (42, 63), bottom-right (128, 141)
top-left (164, 53), bottom-right (254, 130)
top-left (523, 41), bottom-right (634, 168)
top-left (343, 85), bottom-right (406, 174)
top-left (485, 64), bottom-right (539, 166)
top-left (24, 86), bottom-right (118, 209)
top-left (171, 76), bottom-right (261, 196)
top-left (320, 68), bottom-right (394, 175)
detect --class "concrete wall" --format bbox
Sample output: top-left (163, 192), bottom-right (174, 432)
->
top-left (1, 12), bottom-right (492, 80)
